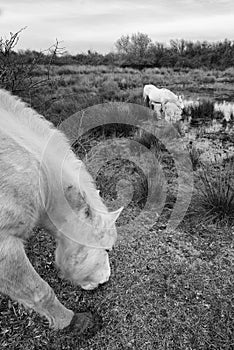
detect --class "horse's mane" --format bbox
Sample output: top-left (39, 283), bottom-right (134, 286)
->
top-left (0, 89), bottom-right (108, 214)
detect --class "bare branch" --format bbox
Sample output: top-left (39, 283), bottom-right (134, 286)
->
top-left (0, 28), bottom-right (59, 96)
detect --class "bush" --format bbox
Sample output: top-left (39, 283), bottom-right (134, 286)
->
top-left (98, 79), bottom-right (120, 101)
top-left (0, 29), bottom-right (59, 98)
top-left (203, 75), bottom-right (216, 83)
top-left (190, 100), bottom-right (215, 126)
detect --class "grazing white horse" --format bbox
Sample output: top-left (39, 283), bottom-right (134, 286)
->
top-left (163, 102), bottom-right (183, 123)
top-left (143, 84), bottom-right (184, 111)
top-left (0, 89), bottom-right (122, 332)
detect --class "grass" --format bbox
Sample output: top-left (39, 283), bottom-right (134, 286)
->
top-left (17, 65), bottom-right (234, 125)
top-left (189, 100), bottom-right (215, 126)
top-left (192, 161), bottom-right (234, 226)
top-left (1, 65), bottom-right (234, 349)
top-left (0, 218), bottom-right (233, 349)
top-left (188, 143), bottom-right (202, 171)
top-left (1, 147), bottom-right (234, 349)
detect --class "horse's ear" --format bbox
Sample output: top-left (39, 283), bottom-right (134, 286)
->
top-left (107, 206), bottom-right (124, 224)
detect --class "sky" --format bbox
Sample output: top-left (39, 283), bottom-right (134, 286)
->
top-left (0, 0), bottom-right (234, 54)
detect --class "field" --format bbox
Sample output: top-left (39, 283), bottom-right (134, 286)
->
top-left (20, 65), bottom-right (234, 124)
top-left (0, 65), bottom-right (234, 350)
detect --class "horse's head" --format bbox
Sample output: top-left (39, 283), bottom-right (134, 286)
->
top-left (55, 202), bottom-right (123, 290)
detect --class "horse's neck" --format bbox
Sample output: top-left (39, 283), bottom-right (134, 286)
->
top-left (65, 154), bottom-right (108, 214)
top-left (0, 91), bottom-right (55, 160)
top-left (0, 89), bottom-right (107, 219)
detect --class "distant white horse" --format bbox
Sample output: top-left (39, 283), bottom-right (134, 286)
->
top-left (0, 89), bottom-right (122, 332)
top-left (143, 84), bottom-right (184, 111)
top-left (163, 102), bottom-right (183, 123)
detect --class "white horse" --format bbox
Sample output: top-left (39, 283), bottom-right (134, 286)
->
top-left (163, 101), bottom-right (183, 123)
top-left (0, 89), bottom-right (122, 332)
top-left (143, 84), bottom-right (184, 111)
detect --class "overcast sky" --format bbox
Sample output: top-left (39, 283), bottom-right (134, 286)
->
top-left (0, 0), bottom-right (234, 54)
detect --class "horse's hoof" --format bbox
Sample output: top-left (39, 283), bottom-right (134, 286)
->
top-left (62, 311), bottom-right (102, 337)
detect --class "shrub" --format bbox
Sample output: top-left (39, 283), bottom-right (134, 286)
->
top-left (0, 29), bottom-right (59, 100)
top-left (190, 100), bottom-right (214, 126)
top-left (98, 79), bottom-right (120, 101)
top-left (203, 75), bottom-right (216, 83)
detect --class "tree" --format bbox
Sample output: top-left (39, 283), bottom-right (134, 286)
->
top-left (115, 34), bottom-right (131, 55)
top-left (170, 39), bottom-right (186, 55)
top-left (115, 32), bottom-right (152, 68)
top-left (130, 33), bottom-right (152, 58)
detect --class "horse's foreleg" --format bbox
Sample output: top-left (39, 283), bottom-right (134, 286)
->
top-left (0, 235), bottom-right (74, 330)
top-left (161, 102), bottom-right (166, 116)
top-left (145, 95), bottom-right (150, 108)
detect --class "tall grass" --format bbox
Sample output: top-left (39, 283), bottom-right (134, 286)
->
top-left (190, 100), bottom-right (215, 126)
top-left (188, 143), bottom-right (202, 171)
top-left (193, 160), bottom-right (234, 225)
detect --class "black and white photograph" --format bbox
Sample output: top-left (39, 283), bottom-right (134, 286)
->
top-left (0, 1), bottom-right (234, 349)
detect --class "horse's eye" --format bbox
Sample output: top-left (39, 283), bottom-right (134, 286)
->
top-left (84, 206), bottom-right (91, 218)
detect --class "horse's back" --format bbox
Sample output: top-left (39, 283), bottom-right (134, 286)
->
top-left (161, 88), bottom-right (177, 100)
top-left (148, 86), bottom-right (162, 103)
